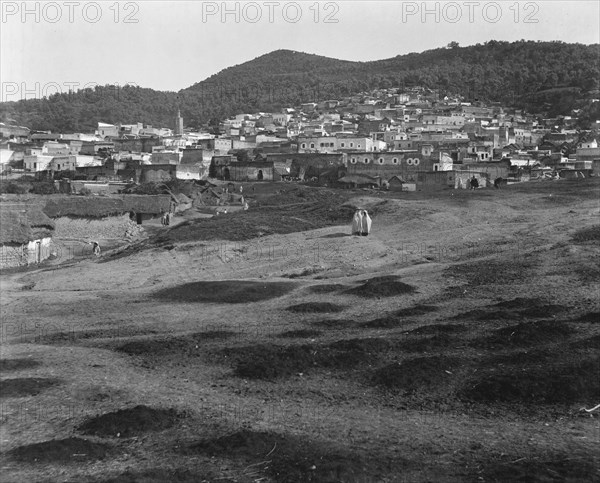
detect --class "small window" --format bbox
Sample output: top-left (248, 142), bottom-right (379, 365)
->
top-left (358, 144), bottom-right (361, 148)
top-left (350, 143), bottom-right (354, 147)
top-left (392, 158), bottom-right (398, 164)
top-left (364, 158), bottom-right (369, 164)
top-left (301, 143), bottom-right (306, 149)
top-left (341, 143), bottom-right (345, 147)
top-left (350, 158), bottom-right (357, 164)
top-left (378, 158), bottom-right (384, 164)
top-left (414, 158), bottom-right (420, 166)
top-left (407, 158), bottom-right (414, 165)
top-left (310, 143), bottom-right (315, 149)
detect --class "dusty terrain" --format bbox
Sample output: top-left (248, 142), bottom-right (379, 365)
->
top-left (1, 179), bottom-right (599, 483)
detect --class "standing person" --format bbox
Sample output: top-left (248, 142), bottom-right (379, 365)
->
top-left (494, 177), bottom-right (502, 189)
top-left (167, 212), bottom-right (173, 225)
top-left (360, 210), bottom-right (372, 236)
top-left (239, 185), bottom-right (243, 194)
top-left (470, 176), bottom-right (479, 190)
top-left (92, 241), bottom-right (101, 257)
top-left (352, 210), bottom-right (363, 236)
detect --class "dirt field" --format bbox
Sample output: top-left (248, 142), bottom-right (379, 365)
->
top-left (1, 179), bottom-right (599, 482)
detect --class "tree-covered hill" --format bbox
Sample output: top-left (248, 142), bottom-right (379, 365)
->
top-left (1, 41), bottom-right (598, 133)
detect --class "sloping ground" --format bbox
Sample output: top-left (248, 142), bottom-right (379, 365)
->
top-left (1, 179), bottom-right (599, 483)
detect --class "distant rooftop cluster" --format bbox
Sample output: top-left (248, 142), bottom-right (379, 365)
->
top-left (1, 85), bottom-right (599, 188)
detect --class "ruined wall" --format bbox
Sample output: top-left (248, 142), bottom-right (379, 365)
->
top-left (53, 215), bottom-right (144, 240)
top-left (0, 238), bottom-right (53, 269)
top-left (0, 244), bottom-right (25, 269)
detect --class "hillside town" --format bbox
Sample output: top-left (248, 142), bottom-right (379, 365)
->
top-left (2, 86), bottom-right (600, 193)
top-left (1, 86), bottom-right (600, 270)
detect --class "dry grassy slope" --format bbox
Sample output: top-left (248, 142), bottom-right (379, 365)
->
top-left (0, 180), bottom-right (599, 482)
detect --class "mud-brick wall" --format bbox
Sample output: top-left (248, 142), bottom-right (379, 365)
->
top-left (53, 215), bottom-right (144, 240)
top-left (0, 245), bottom-right (25, 269)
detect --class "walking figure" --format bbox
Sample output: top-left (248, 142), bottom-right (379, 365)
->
top-left (92, 242), bottom-right (101, 257)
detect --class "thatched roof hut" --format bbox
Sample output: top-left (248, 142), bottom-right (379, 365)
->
top-left (43, 197), bottom-right (124, 218)
top-left (0, 208), bottom-right (55, 245)
top-left (122, 195), bottom-right (171, 214)
top-left (43, 195), bottom-right (172, 218)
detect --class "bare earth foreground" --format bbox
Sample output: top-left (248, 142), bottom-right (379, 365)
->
top-left (1, 180), bottom-right (599, 483)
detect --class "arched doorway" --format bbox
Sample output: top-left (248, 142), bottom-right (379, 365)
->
top-left (223, 168), bottom-right (230, 180)
top-left (257, 170), bottom-right (263, 181)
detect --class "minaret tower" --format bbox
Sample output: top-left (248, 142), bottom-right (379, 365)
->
top-left (175, 109), bottom-right (184, 136)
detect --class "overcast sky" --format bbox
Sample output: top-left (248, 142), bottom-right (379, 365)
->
top-left (1, 0), bottom-right (599, 100)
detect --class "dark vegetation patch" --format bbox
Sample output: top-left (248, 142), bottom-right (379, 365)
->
top-left (570, 334), bottom-right (600, 350)
top-left (445, 260), bottom-right (534, 286)
top-left (454, 298), bottom-right (568, 321)
top-left (371, 356), bottom-right (462, 393)
top-left (471, 320), bottom-right (575, 349)
top-left (577, 311), bottom-right (599, 323)
top-left (324, 338), bottom-right (394, 368)
top-left (277, 329), bottom-right (322, 339)
top-left (479, 454), bottom-right (599, 483)
top-left (183, 429), bottom-right (398, 483)
top-left (224, 338), bottom-right (391, 379)
top-left (361, 305), bottom-right (439, 329)
top-left (283, 267), bottom-right (324, 279)
top-left (6, 437), bottom-right (109, 463)
top-left (116, 331), bottom-right (236, 357)
top-left (77, 405), bottom-right (183, 438)
top-left (0, 377), bottom-right (61, 398)
top-left (575, 264), bottom-right (600, 283)
top-left (409, 323), bottom-right (467, 335)
top-left (398, 334), bottom-right (455, 353)
top-left (345, 275), bottom-right (416, 298)
top-left (286, 302), bottom-right (344, 313)
top-left (307, 283), bottom-right (348, 294)
top-left (459, 356), bottom-right (600, 404)
top-left (155, 281), bottom-right (297, 304)
top-left (100, 469), bottom-right (219, 483)
top-left (225, 344), bottom-right (316, 379)
top-left (0, 358), bottom-right (41, 372)
top-left (29, 327), bottom-right (161, 345)
top-left (485, 349), bottom-right (553, 365)
top-left (572, 224), bottom-right (600, 243)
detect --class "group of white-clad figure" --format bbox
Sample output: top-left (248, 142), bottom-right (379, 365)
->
top-left (351, 209), bottom-right (372, 236)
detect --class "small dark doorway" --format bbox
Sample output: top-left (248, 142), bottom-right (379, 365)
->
top-left (257, 170), bottom-right (263, 180)
top-left (136, 213), bottom-right (143, 225)
top-left (224, 168), bottom-right (230, 180)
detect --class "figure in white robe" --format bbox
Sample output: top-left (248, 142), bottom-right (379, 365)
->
top-left (351, 210), bottom-right (363, 235)
top-left (360, 210), bottom-right (372, 236)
